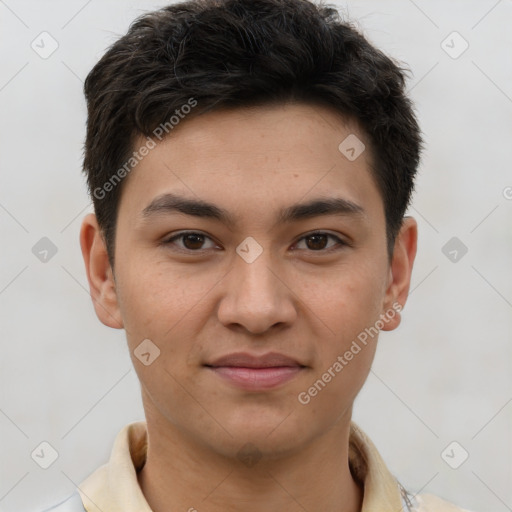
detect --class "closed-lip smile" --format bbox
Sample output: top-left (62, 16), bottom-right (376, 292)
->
top-left (204, 352), bottom-right (306, 390)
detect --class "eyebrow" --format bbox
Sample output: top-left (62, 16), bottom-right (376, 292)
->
top-left (140, 192), bottom-right (366, 227)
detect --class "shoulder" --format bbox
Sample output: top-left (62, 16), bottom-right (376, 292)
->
top-left (414, 492), bottom-right (475, 512)
top-left (39, 491), bottom-right (86, 512)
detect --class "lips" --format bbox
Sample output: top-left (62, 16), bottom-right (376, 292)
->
top-left (204, 352), bottom-right (306, 390)
top-left (206, 352), bottom-right (304, 369)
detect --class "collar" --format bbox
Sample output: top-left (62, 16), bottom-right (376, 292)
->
top-left (77, 420), bottom-right (406, 512)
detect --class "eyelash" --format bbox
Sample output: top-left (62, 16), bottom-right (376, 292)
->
top-left (162, 230), bottom-right (348, 254)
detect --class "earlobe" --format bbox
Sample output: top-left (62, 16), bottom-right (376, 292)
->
top-left (79, 213), bottom-right (124, 329)
top-left (381, 216), bottom-right (418, 332)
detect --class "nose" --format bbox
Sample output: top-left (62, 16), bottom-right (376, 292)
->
top-left (216, 247), bottom-right (297, 335)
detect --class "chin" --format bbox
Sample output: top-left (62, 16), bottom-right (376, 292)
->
top-left (213, 413), bottom-right (312, 458)
top-left (210, 430), bottom-right (305, 465)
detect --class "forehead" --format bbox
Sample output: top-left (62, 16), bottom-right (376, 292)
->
top-left (117, 102), bottom-right (383, 225)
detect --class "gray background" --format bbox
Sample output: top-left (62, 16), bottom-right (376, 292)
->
top-left (1, 1), bottom-right (511, 511)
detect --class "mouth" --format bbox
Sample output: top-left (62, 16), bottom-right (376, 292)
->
top-left (204, 352), bottom-right (307, 391)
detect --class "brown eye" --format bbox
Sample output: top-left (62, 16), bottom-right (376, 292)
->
top-left (182, 233), bottom-right (206, 250)
top-left (294, 232), bottom-right (346, 252)
top-left (305, 234), bottom-right (329, 250)
top-left (164, 231), bottom-right (218, 252)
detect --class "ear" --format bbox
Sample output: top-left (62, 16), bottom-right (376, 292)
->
top-left (79, 213), bottom-right (123, 329)
top-left (380, 216), bottom-right (417, 331)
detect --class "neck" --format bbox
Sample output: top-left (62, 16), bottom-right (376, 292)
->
top-left (137, 412), bottom-right (363, 512)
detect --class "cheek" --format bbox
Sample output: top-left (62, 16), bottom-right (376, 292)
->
top-left (117, 258), bottom-right (211, 338)
top-left (298, 269), bottom-right (384, 419)
top-left (305, 262), bottom-right (386, 338)
top-left (300, 259), bottom-right (387, 399)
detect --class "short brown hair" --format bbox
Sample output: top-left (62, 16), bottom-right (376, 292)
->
top-left (83, 0), bottom-right (422, 267)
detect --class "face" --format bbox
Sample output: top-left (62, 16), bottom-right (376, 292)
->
top-left (81, 102), bottom-right (416, 460)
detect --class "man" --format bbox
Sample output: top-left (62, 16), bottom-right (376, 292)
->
top-left (44, 0), bottom-right (472, 510)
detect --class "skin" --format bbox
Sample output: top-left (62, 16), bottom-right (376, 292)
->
top-left (80, 102), bottom-right (417, 512)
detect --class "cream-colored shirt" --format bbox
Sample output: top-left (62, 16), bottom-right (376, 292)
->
top-left (57, 421), bottom-right (471, 512)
